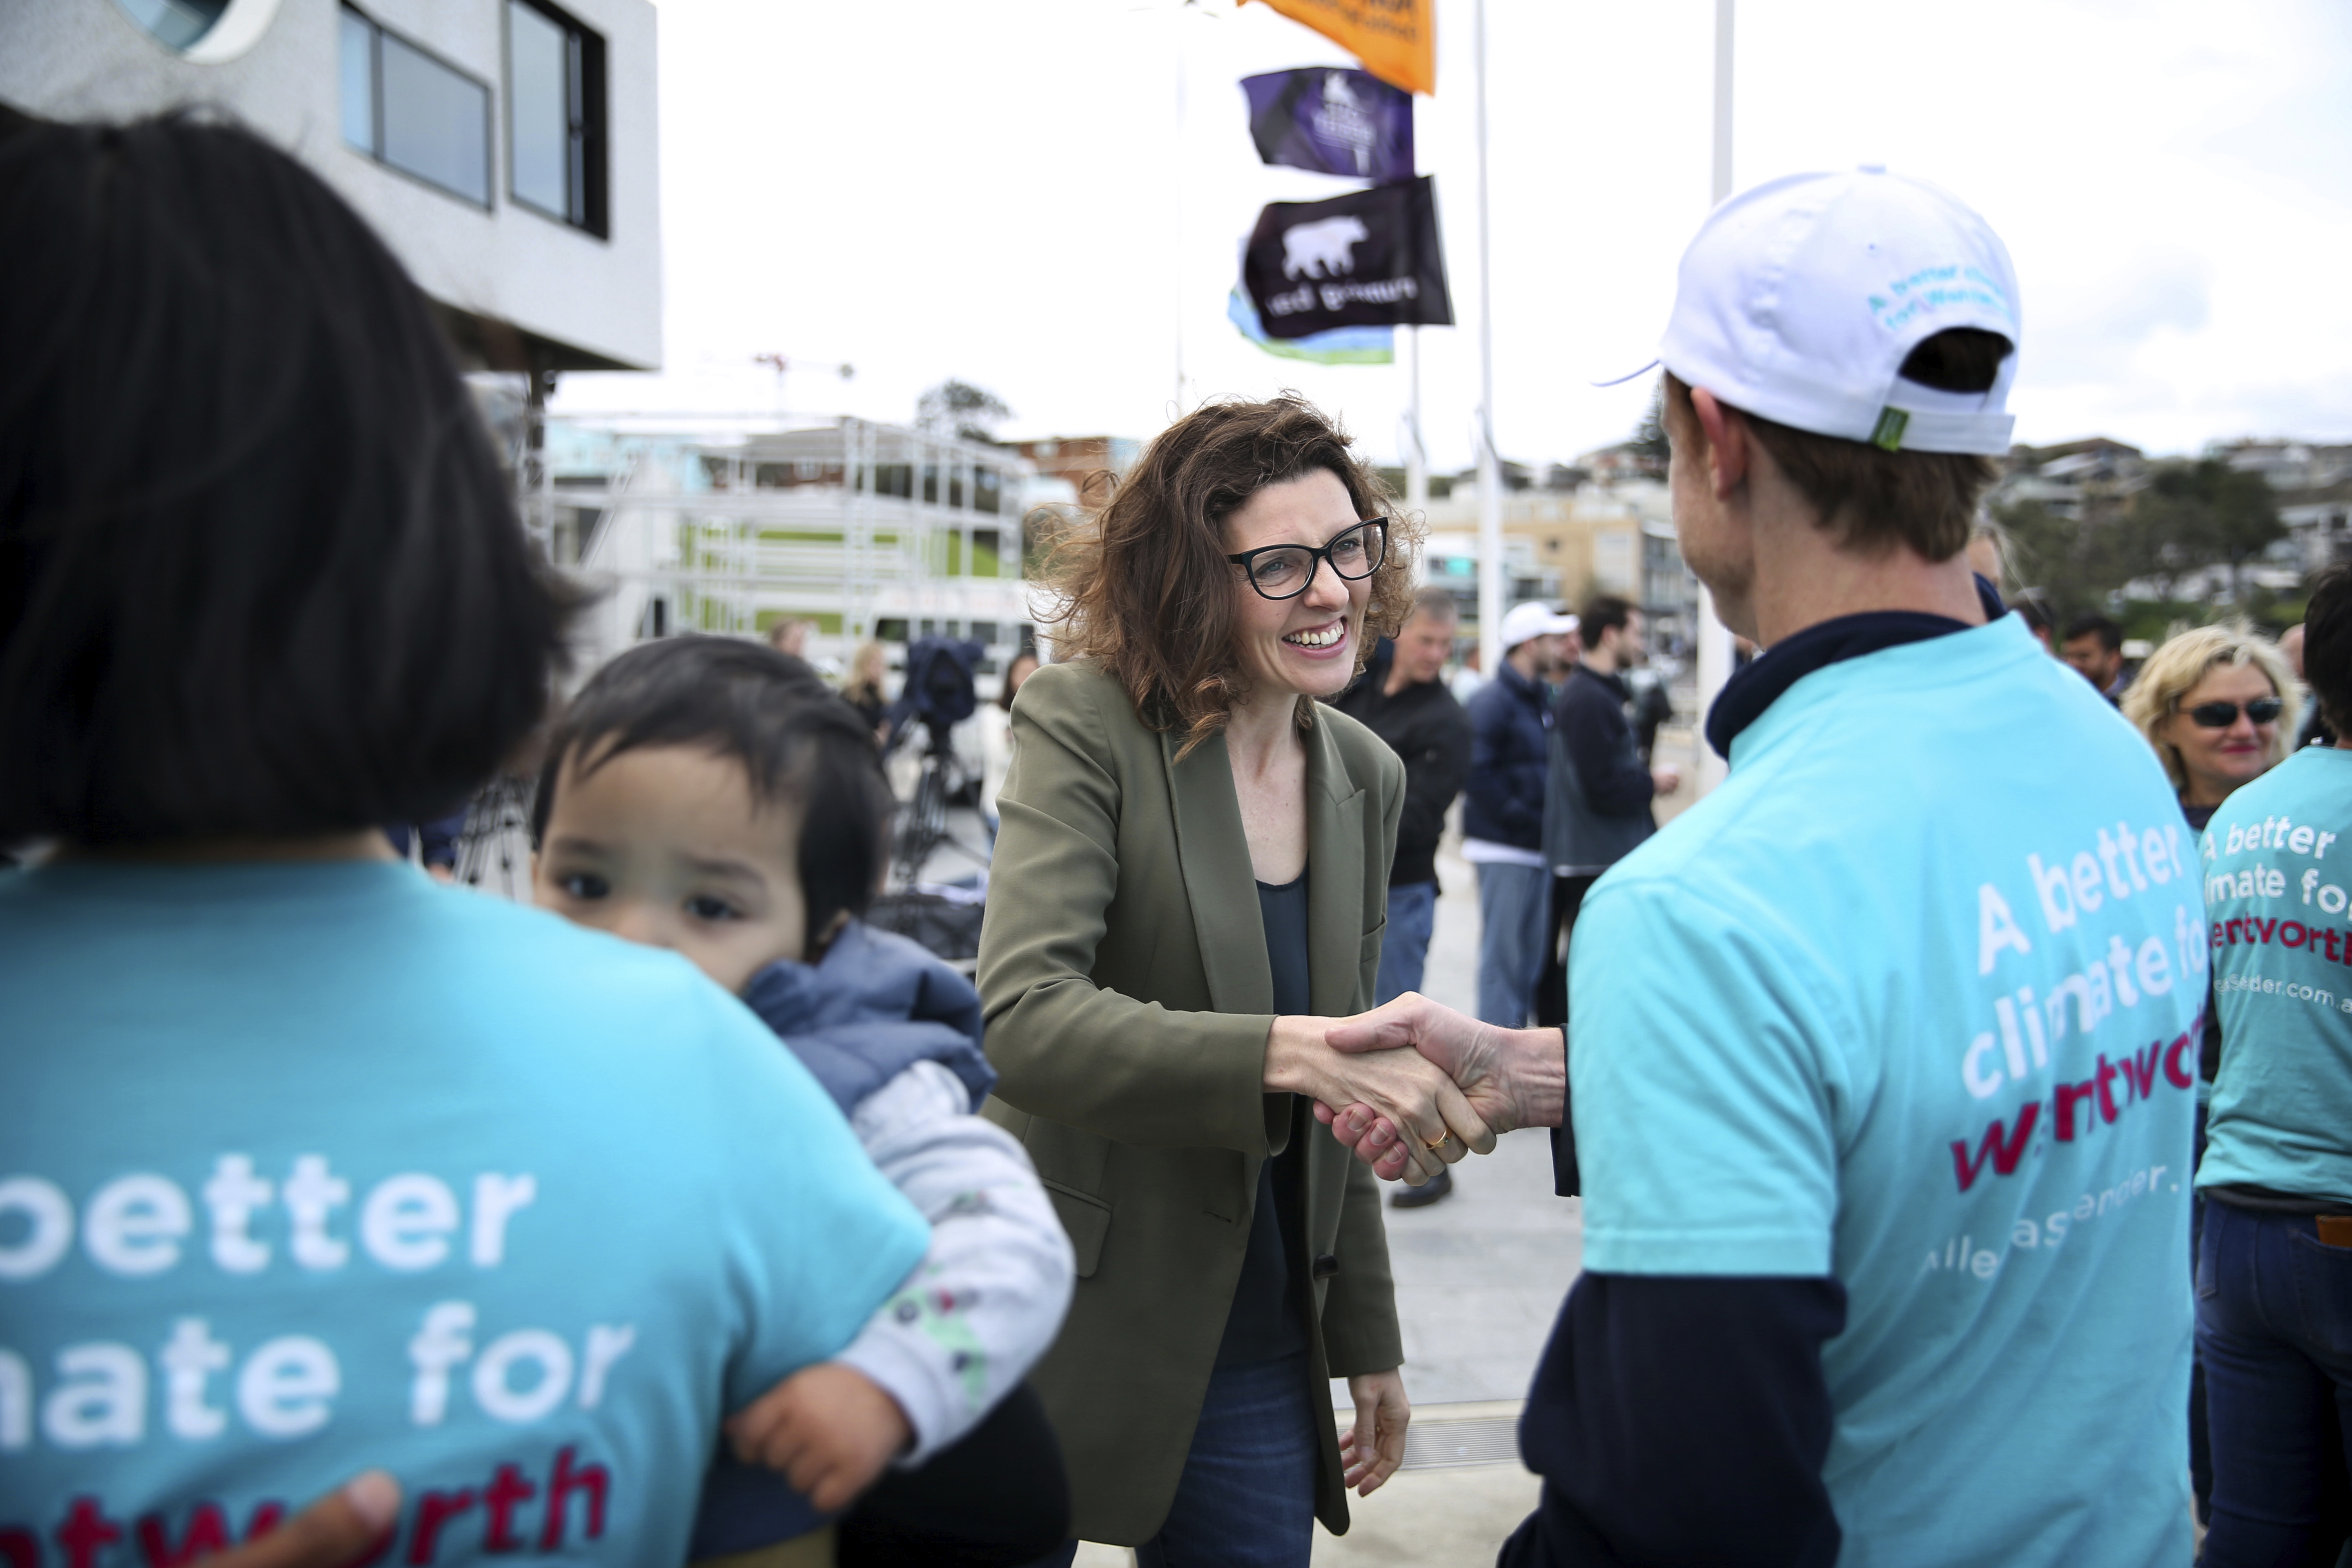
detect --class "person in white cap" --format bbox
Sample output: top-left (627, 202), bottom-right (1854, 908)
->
top-left (1460, 603), bottom-right (1578, 1016)
top-left (1317, 168), bottom-right (2204, 1564)
top-left (1418, 598), bottom-right (1575, 1209)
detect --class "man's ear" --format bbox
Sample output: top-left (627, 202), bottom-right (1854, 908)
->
top-left (1689, 387), bottom-right (1751, 501)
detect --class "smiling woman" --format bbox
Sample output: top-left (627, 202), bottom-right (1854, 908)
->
top-left (2123, 622), bottom-right (2301, 822)
top-left (977, 397), bottom-right (1479, 1564)
top-left (1044, 396), bottom-right (1421, 760)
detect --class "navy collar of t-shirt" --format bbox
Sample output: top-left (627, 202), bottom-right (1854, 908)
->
top-left (1705, 575), bottom-right (2008, 760)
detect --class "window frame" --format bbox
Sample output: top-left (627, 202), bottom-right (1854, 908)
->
top-left (338, 4), bottom-right (495, 212)
top-left (503, 0), bottom-right (611, 239)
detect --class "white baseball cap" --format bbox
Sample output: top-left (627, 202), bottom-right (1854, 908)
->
top-left (1623, 166), bottom-right (2021, 456)
top-left (1499, 601), bottom-right (1578, 650)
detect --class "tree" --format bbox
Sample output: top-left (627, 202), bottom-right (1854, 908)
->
top-left (1997, 457), bottom-right (2286, 618)
top-left (1996, 497), bottom-right (2131, 619)
top-left (1628, 389), bottom-right (1670, 470)
top-left (2147, 458), bottom-right (2284, 599)
top-left (916, 379), bottom-right (1012, 444)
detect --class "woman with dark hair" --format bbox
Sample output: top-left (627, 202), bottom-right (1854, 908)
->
top-left (0, 117), bottom-right (926, 1554)
top-left (977, 396), bottom-right (1491, 1564)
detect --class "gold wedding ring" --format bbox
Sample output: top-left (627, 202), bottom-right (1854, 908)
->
top-left (1423, 1131), bottom-right (1450, 1151)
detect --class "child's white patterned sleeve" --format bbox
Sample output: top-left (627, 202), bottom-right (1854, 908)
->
top-left (837, 1060), bottom-right (1075, 1464)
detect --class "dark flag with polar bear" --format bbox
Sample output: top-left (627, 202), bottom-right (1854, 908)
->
top-left (1240, 68), bottom-right (1413, 181)
top-left (1241, 176), bottom-right (1454, 340)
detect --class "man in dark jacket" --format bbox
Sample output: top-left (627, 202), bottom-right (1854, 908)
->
top-left (1532, 595), bottom-right (1680, 1027)
top-left (1462, 601), bottom-right (1576, 1030)
top-left (1332, 587), bottom-right (1474, 1013)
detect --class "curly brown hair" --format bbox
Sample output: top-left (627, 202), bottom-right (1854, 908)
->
top-left (1042, 395), bottom-right (1421, 757)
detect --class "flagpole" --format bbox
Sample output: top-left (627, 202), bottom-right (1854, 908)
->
top-left (1473, 0), bottom-right (1503, 680)
top-left (1691, 0), bottom-right (1735, 795)
top-left (1406, 327), bottom-right (1428, 512)
top-left (1172, 9), bottom-right (1188, 415)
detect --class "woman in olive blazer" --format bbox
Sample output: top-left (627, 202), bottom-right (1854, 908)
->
top-left (978, 398), bottom-right (1486, 1562)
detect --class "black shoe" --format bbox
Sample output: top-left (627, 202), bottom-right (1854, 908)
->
top-left (1390, 1167), bottom-right (1454, 1209)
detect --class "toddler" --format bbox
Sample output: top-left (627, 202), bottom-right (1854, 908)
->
top-left (529, 636), bottom-right (1074, 1566)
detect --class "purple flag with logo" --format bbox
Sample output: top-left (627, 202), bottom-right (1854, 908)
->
top-left (1240, 68), bottom-right (1413, 181)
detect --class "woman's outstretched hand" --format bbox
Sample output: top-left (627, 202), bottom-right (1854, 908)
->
top-left (1263, 1016), bottom-right (1494, 1183)
top-left (1314, 994), bottom-right (1567, 1182)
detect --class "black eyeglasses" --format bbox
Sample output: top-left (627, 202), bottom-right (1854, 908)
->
top-left (2184, 697), bottom-right (2284, 728)
top-left (1226, 520), bottom-right (1388, 601)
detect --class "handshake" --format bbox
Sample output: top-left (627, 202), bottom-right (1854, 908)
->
top-left (1265, 994), bottom-right (1568, 1186)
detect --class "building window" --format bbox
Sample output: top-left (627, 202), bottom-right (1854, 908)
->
top-left (114, 0), bottom-right (228, 52)
top-left (507, 0), bottom-right (608, 236)
top-left (339, 7), bottom-right (492, 208)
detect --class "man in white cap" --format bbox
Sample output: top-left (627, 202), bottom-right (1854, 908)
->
top-left (1428, 599), bottom-right (1577, 1212)
top-left (1461, 602), bottom-right (1578, 1013)
top-left (1321, 169), bottom-right (2204, 1563)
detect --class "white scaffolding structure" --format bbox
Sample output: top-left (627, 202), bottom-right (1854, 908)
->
top-left (539, 415), bottom-right (1043, 681)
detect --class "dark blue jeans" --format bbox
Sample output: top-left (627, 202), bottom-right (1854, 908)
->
top-left (1474, 861), bottom-right (1550, 1027)
top-left (1029, 1351), bottom-right (1318, 1568)
top-left (1374, 880), bottom-right (1437, 1005)
top-left (2198, 1198), bottom-right (2352, 1566)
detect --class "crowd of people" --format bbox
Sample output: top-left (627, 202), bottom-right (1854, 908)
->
top-left (7, 106), bottom-right (2352, 1568)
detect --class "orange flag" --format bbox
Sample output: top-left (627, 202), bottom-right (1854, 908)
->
top-left (1240, 0), bottom-right (1434, 97)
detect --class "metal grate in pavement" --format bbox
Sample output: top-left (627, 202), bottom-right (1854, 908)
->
top-left (1400, 1415), bottom-right (1521, 1470)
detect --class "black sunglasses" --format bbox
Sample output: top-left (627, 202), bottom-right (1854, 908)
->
top-left (2184, 697), bottom-right (2283, 728)
top-left (1226, 520), bottom-right (1389, 601)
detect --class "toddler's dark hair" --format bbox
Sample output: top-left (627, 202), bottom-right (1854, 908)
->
top-left (532, 637), bottom-right (896, 941)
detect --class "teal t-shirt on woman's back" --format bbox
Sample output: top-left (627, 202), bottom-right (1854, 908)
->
top-left (0, 862), bottom-right (929, 1562)
top-left (2198, 744), bottom-right (2352, 1202)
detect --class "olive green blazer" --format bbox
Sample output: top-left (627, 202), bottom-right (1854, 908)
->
top-left (978, 660), bottom-right (1406, 1546)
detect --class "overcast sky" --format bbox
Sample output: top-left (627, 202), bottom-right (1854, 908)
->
top-left (550, 0), bottom-right (2352, 473)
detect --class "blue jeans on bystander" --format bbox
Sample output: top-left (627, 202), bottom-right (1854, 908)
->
top-left (1374, 881), bottom-right (1438, 1006)
top-left (1474, 861), bottom-right (1550, 1027)
top-left (2198, 1197), bottom-right (2352, 1566)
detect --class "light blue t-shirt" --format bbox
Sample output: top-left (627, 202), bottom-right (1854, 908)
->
top-left (0, 862), bottom-right (929, 1561)
top-left (2196, 743), bottom-right (2352, 1202)
top-left (1570, 615), bottom-right (2203, 1568)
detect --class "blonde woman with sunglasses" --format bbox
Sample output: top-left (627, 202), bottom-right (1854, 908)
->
top-left (2122, 618), bottom-right (2305, 1525)
top-left (2124, 622), bottom-right (2302, 833)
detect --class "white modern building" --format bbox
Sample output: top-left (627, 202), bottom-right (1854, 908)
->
top-left (0, 0), bottom-right (660, 374)
top-left (541, 416), bottom-right (1046, 683)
